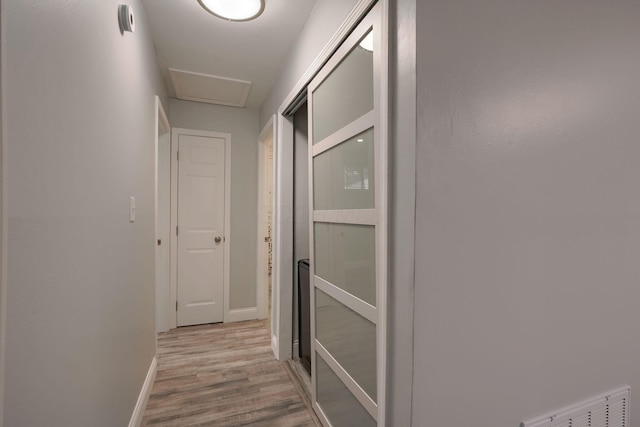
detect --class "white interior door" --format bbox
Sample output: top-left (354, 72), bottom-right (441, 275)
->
top-left (308, 3), bottom-right (386, 426)
top-left (177, 133), bottom-right (226, 326)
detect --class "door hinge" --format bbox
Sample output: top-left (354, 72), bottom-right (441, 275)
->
top-left (177, 150), bottom-right (179, 161)
top-left (176, 226), bottom-right (179, 236)
top-left (176, 301), bottom-right (178, 311)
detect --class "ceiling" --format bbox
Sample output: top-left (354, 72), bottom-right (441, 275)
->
top-left (142, 0), bottom-right (318, 109)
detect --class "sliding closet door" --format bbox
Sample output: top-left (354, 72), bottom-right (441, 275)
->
top-left (308, 3), bottom-right (386, 426)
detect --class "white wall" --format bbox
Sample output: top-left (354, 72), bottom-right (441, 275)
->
top-left (3, 1), bottom-right (167, 425)
top-left (412, 1), bottom-right (640, 426)
top-left (259, 0), bottom-right (360, 128)
top-left (169, 99), bottom-right (259, 310)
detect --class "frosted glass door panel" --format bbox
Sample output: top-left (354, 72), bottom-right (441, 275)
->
top-left (316, 356), bottom-right (376, 427)
top-left (312, 31), bottom-right (374, 144)
top-left (314, 223), bottom-right (376, 306)
top-left (316, 289), bottom-right (377, 401)
top-left (313, 128), bottom-right (375, 210)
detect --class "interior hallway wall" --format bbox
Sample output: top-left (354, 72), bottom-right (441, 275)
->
top-left (0, 0), bottom-right (6, 422)
top-left (169, 99), bottom-right (259, 310)
top-left (3, 1), bottom-right (168, 426)
top-left (259, 0), bottom-right (360, 128)
top-left (413, 1), bottom-right (640, 426)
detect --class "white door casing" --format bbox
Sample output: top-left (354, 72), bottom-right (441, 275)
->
top-left (171, 129), bottom-right (230, 327)
top-left (257, 117), bottom-right (276, 321)
top-left (154, 96), bottom-right (170, 334)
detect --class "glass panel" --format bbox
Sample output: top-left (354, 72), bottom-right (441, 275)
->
top-left (313, 128), bottom-right (375, 210)
top-left (316, 289), bottom-right (377, 401)
top-left (314, 223), bottom-right (376, 306)
top-left (312, 30), bottom-right (374, 144)
top-left (316, 354), bottom-right (376, 427)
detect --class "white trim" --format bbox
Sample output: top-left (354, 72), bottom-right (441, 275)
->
top-left (226, 307), bottom-right (258, 323)
top-left (272, 114), bottom-right (293, 361)
top-left (223, 131), bottom-right (232, 323)
top-left (311, 110), bottom-right (375, 157)
top-left (154, 96), bottom-right (171, 335)
top-left (376, 2), bottom-right (390, 425)
top-left (292, 339), bottom-right (300, 360)
top-left (271, 334), bottom-right (279, 360)
top-left (315, 276), bottom-right (377, 324)
top-left (313, 209), bottom-right (378, 225)
top-left (170, 128), bottom-right (231, 327)
top-left (256, 116), bottom-right (275, 321)
top-left (280, 0), bottom-right (378, 114)
top-left (313, 402), bottom-right (333, 427)
top-left (128, 357), bottom-right (157, 427)
top-left (157, 99), bottom-right (170, 135)
top-left (316, 341), bottom-right (378, 420)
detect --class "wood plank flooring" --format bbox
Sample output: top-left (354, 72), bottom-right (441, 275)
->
top-left (142, 320), bottom-right (320, 427)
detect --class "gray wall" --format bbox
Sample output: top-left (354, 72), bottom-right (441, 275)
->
top-left (412, 1), bottom-right (640, 426)
top-left (259, 0), bottom-right (360, 128)
top-left (169, 99), bottom-right (259, 310)
top-left (4, 1), bottom-right (167, 426)
top-left (0, 0), bottom-right (5, 422)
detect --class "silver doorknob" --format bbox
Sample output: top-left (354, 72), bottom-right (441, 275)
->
top-left (215, 236), bottom-right (222, 243)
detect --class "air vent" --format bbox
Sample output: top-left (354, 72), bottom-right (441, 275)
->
top-left (521, 386), bottom-right (630, 427)
top-left (169, 68), bottom-right (251, 107)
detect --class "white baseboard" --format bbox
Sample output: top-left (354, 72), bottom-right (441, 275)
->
top-left (128, 356), bottom-right (157, 427)
top-left (225, 307), bottom-right (258, 323)
top-left (292, 339), bottom-right (300, 360)
top-left (271, 334), bottom-right (280, 360)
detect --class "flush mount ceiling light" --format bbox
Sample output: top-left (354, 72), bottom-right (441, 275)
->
top-left (197, 0), bottom-right (265, 21)
top-left (359, 31), bottom-right (374, 52)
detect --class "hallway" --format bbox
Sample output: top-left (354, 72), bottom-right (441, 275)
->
top-left (141, 320), bottom-right (320, 426)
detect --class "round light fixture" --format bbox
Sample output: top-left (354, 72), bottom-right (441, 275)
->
top-left (197, 0), bottom-right (265, 22)
top-left (359, 31), bottom-right (374, 52)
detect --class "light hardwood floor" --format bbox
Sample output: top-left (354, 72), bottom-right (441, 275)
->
top-left (142, 320), bottom-right (321, 427)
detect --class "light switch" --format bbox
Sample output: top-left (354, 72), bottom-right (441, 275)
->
top-left (130, 196), bottom-right (136, 222)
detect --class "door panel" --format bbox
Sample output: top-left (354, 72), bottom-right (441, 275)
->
top-left (316, 356), bottom-right (376, 427)
top-left (313, 127), bottom-right (375, 210)
top-left (308, 3), bottom-right (385, 426)
top-left (315, 288), bottom-right (377, 400)
top-left (177, 134), bottom-right (225, 326)
top-left (312, 29), bottom-right (374, 145)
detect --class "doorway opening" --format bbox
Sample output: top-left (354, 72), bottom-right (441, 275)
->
top-left (257, 119), bottom-right (275, 335)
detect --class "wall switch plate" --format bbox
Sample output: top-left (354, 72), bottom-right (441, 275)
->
top-left (130, 196), bottom-right (136, 222)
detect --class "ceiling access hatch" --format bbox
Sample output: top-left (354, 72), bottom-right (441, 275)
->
top-left (169, 68), bottom-right (252, 107)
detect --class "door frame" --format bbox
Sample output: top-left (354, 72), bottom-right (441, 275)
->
top-left (271, 0), bottom-right (383, 360)
top-left (154, 96), bottom-right (170, 334)
top-left (256, 116), bottom-right (276, 322)
top-left (169, 128), bottom-right (231, 329)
